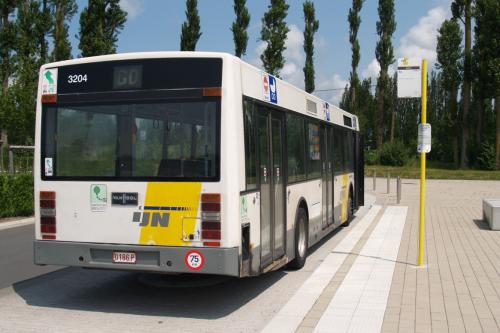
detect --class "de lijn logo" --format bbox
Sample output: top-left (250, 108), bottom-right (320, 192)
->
top-left (268, 75), bottom-right (278, 103)
top-left (132, 210), bottom-right (170, 227)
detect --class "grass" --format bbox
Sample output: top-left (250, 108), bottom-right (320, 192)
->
top-left (365, 165), bottom-right (500, 181)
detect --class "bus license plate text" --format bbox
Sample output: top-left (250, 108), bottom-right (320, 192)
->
top-left (112, 252), bottom-right (137, 264)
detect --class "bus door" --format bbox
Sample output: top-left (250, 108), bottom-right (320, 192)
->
top-left (321, 125), bottom-right (334, 228)
top-left (328, 127), bottom-right (334, 225)
top-left (257, 108), bottom-right (285, 268)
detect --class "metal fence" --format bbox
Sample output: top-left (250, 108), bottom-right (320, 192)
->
top-left (0, 145), bottom-right (34, 174)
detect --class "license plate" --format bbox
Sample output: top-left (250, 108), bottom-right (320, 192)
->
top-left (112, 251), bottom-right (137, 264)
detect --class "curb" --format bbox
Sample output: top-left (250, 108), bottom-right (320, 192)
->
top-left (0, 217), bottom-right (35, 231)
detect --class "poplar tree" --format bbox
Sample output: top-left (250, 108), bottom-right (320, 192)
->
top-left (0, 0), bottom-right (17, 91)
top-left (11, 0), bottom-right (48, 144)
top-left (375, 0), bottom-right (396, 147)
top-left (348, 0), bottom-right (363, 113)
top-left (436, 19), bottom-right (462, 167)
top-left (260, 0), bottom-right (289, 77)
top-left (50, 0), bottom-right (77, 61)
top-left (180, 0), bottom-right (201, 51)
top-left (78, 0), bottom-right (127, 57)
top-left (473, 0), bottom-right (500, 169)
top-left (451, 0), bottom-right (473, 168)
top-left (302, 0), bottom-right (319, 93)
top-left (37, 0), bottom-right (52, 65)
top-left (231, 0), bottom-right (250, 57)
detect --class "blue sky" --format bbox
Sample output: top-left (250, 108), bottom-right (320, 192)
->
top-left (69, 0), bottom-right (452, 104)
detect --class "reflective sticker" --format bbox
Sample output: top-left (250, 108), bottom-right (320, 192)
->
top-left (185, 250), bottom-right (205, 271)
top-left (44, 157), bottom-right (53, 176)
top-left (90, 184), bottom-right (107, 212)
top-left (42, 68), bottom-right (58, 95)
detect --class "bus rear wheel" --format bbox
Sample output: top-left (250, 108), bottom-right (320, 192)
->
top-left (288, 207), bottom-right (308, 269)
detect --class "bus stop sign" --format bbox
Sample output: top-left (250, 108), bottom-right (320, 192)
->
top-left (417, 123), bottom-right (431, 153)
top-left (397, 58), bottom-right (421, 98)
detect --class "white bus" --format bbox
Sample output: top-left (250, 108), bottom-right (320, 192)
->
top-left (34, 52), bottom-right (364, 277)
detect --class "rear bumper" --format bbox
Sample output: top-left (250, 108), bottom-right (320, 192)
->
top-left (34, 240), bottom-right (240, 277)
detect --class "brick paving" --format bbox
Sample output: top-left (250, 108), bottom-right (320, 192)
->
top-left (295, 178), bottom-right (500, 333)
top-left (377, 178), bottom-right (500, 333)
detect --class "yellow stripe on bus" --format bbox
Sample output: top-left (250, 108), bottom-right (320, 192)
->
top-left (139, 182), bottom-right (202, 246)
top-left (341, 174), bottom-right (349, 223)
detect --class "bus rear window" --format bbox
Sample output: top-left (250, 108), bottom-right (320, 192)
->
top-left (42, 100), bottom-right (220, 181)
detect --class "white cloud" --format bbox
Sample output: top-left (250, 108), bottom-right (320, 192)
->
top-left (249, 24), bottom-right (306, 88)
top-left (360, 6), bottom-right (449, 84)
top-left (283, 24), bottom-right (304, 64)
top-left (281, 24), bottom-right (305, 88)
top-left (396, 6), bottom-right (450, 66)
top-left (120, 0), bottom-right (144, 20)
top-left (361, 58), bottom-right (381, 81)
top-left (314, 74), bottom-right (349, 106)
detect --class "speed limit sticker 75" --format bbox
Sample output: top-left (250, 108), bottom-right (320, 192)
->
top-left (184, 250), bottom-right (205, 271)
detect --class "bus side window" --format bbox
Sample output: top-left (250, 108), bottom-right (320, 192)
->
top-left (243, 100), bottom-right (257, 190)
top-left (286, 113), bottom-right (306, 183)
top-left (346, 130), bottom-right (354, 173)
top-left (333, 127), bottom-right (343, 174)
top-left (306, 121), bottom-right (321, 179)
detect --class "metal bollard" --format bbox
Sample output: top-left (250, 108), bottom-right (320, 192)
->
top-left (387, 173), bottom-right (390, 194)
top-left (397, 176), bottom-right (401, 204)
top-left (373, 170), bottom-right (376, 190)
top-left (8, 149), bottom-right (14, 174)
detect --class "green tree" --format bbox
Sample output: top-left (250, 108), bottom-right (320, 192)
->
top-left (302, 0), bottom-right (319, 93)
top-left (37, 0), bottom-right (52, 64)
top-left (347, 0), bottom-right (363, 113)
top-left (260, 0), bottom-right (289, 77)
top-left (375, 0), bottom-right (396, 147)
top-left (451, 0), bottom-right (473, 168)
top-left (436, 19), bottom-right (463, 166)
top-left (8, 0), bottom-right (47, 145)
top-left (473, 0), bottom-right (500, 169)
top-left (78, 0), bottom-right (127, 57)
top-left (0, 0), bottom-right (17, 91)
top-left (180, 0), bottom-right (201, 51)
top-left (231, 0), bottom-right (250, 57)
top-left (51, 0), bottom-right (77, 61)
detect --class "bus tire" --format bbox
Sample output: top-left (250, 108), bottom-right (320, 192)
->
top-left (342, 190), bottom-right (354, 227)
top-left (288, 207), bottom-right (308, 269)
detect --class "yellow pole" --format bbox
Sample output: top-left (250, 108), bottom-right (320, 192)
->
top-left (418, 59), bottom-right (428, 267)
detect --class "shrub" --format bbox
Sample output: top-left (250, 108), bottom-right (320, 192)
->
top-left (477, 141), bottom-right (497, 171)
top-left (0, 173), bottom-right (34, 218)
top-left (365, 149), bottom-right (380, 165)
top-left (379, 141), bottom-right (409, 166)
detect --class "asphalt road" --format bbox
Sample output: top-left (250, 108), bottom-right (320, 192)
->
top-left (0, 223), bottom-right (60, 289)
top-left (0, 198), bottom-right (374, 332)
top-left (0, 222), bottom-right (355, 332)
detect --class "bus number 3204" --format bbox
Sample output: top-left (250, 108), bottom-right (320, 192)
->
top-left (68, 74), bottom-right (87, 84)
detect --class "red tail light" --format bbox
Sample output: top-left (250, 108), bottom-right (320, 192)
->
top-left (202, 230), bottom-right (221, 240)
top-left (201, 202), bottom-right (220, 212)
top-left (41, 94), bottom-right (57, 104)
top-left (201, 193), bottom-right (221, 246)
top-left (203, 242), bottom-right (220, 246)
top-left (40, 191), bottom-right (56, 240)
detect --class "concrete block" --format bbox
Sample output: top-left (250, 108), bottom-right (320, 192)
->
top-left (483, 199), bottom-right (500, 230)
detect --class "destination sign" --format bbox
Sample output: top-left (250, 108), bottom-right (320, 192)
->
top-left (56, 58), bottom-right (222, 95)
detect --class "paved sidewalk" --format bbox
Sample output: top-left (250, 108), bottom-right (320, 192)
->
top-left (297, 178), bottom-right (500, 332)
top-left (379, 179), bottom-right (500, 333)
top-left (290, 178), bottom-right (500, 333)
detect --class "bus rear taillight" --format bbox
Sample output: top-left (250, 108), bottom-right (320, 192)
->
top-left (201, 193), bottom-right (221, 246)
top-left (40, 191), bottom-right (56, 240)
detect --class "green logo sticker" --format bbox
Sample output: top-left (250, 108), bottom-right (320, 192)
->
top-left (240, 196), bottom-right (248, 217)
top-left (90, 184), bottom-right (107, 211)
